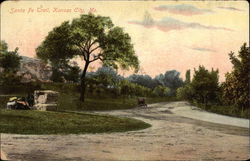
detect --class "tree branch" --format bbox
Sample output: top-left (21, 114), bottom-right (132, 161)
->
top-left (89, 57), bottom-right (100, 63)
top-left (90, 39), bottom-right (98, 47)
top-left (89, 54), bottom-right (103, 63)
top-left (87, 39), bottom-right (92, 51)
top-left (89, 45), bottom-right (101, 54)
top-left (86, 39), bottom-right (98, 54)
top-left (75, 44), bottom-right (87, 61)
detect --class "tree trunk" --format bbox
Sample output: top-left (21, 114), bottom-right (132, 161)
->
top-left (204, 95), bottom-right (207, 107)
top-left (80, 62), bottom-right (89, 102)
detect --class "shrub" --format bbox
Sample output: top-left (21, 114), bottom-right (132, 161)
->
top-left (153, 85), bottom-right (170, 97)
top-left (176, 84), bottom-right (194, 101)
top-left (0, 81), bottom-right (42, 95)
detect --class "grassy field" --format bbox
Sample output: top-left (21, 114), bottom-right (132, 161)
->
top-left (0, 94), bottom-right (178, 110)
top-left (0, 83), bottom-right (176, 134)
top-left (39, 82), bottom-right (178, 111)
top-left (57, 93), bottom-right (178, 111)
top-left (0, 109), bottom-right (151, 134)
top-left (0, 83), bottom-right (178, 111)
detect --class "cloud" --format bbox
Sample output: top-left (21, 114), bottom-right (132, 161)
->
top-left (218, 6), bottom-right (244, 11)
top-left (128, 15), bottom-right (233, 32)
top-left (191, 47), bottom-right (216, 52)
top-left (154, 4), bottom-right (213, 16)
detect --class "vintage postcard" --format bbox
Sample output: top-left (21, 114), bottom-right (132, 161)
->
top-left (0, 0), bottom-right (249, 160)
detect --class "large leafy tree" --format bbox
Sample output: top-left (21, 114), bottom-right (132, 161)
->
top-left (36, 14), bottom-right (139, 101)
top-left (190, 66), bottom-right (219, 105)
top-left (0, 40), bottom-right (22, 85)
top-left (221, 43), bottom-right (249, 111)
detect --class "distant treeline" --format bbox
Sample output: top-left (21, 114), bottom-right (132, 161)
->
top-left (85, 67), bottom-right (184, 97)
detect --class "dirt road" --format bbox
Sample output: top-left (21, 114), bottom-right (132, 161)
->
top-left (1, 101), bottom-right (249, 160)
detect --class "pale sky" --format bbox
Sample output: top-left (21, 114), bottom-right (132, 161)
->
top-left (1, 1), bottom-right (249, 81)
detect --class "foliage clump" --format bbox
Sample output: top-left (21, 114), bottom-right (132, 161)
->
top-left (0, 40), bottom-right (22, 85)
top-left (176, 43), bottom-right (249, 118)
top-left (221, 43), bottom-right (249, 111)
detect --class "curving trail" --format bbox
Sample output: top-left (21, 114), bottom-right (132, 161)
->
top-left (1, 101), bottom-right (249, 161)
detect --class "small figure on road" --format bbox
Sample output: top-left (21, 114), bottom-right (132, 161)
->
top-left (137, 97), bottom-right (147, 107)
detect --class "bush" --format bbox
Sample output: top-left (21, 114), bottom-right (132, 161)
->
top-left (41, 82), bottom-right (79, 93)
top-left (153, 85), bottom-right (170, 97)
top-left (176, 84), bottom-right (194, 101)
top-left (0, 71), bottom-right (22, 86)
top-left (0, 96), bottom-right (12, 109)
top-left (0, 82), bottom-right (42, 95)
top-left (119, 80), bottom-right (153, 97)
top-left (193, 103), bottom-right (249, 119)
top-left (120, 80), bottom-right (136, 96)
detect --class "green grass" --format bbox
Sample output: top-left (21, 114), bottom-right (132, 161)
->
top-left (57, 93), bottom-right (137, 111)
top-left (0, 92), bottom-right (178, 111)
top-left (194, 103), bottom-right (249, 119)
top-left (0, 83), bottom-right (175, 134)
top-left (0, 109), bottom-right (151, 134)
top-left (0, 82), bottom-right (178, 111)
top-left (0, 88), bottom-right (178, 116)
top-left (57, 93), bottom-right (178, 111)
top-left (40, 82), bottom-right (179, 111)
